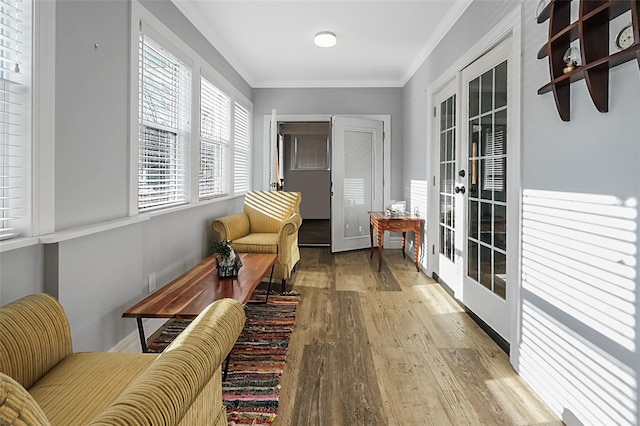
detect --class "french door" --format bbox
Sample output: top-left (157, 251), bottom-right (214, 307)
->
top-left (433, 36), bottom-right (514, 343)
top-left (461, 37), bottom-right (512, 342)
top-left (433, 79), bottom-right (463, 293)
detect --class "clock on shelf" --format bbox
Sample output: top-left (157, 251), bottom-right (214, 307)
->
top-left (616, 22), bottom-right (635, 50)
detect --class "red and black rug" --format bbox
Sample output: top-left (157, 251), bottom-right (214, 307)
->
top-left (147, 292), bottom-right (299, 425)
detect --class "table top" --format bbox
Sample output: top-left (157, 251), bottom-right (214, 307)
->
top-left (123, 252), bottom-right (277, 319)
top-left (369, 211), bottom-right (424, 222)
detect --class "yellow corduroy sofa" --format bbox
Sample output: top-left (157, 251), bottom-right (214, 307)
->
top-left (0, 293), bottom-right (245, 426)
top-left (212, 191), bottom-right (302, 293)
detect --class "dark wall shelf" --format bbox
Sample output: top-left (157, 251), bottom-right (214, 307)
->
top-left (537, 0), bottom-right (640, 121)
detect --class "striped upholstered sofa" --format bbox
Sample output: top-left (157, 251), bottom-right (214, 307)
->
top-left (0, 293), bottom-right (245, 425)
top-left (212, 191), bottom-right (302, 293)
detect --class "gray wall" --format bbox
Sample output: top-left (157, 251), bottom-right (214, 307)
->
top-left (252, 87), bottom-right (404, 202)
top-left (403, 1), bottom-right (640, 425)
top-left (283, 133), bottom-right (331, 219)
top-left (0, 0), bottom-right (251, 352)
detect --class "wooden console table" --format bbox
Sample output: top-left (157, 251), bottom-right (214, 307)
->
top-left (369, 212), bottom-right (424, 272)
top-left (123, 252), bottom-right (277, 352)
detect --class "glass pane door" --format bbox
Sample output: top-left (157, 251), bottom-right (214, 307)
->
top-left (439, 94), bottom-right (456, 262)
top-left (467, 61), bottom-right (508, 299)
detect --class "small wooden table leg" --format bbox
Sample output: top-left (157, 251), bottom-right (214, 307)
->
top-left (401, 232), bottom-right (406, 258)
top-left (414, 226), bottom-right (421, 272)
top-left (370, 220), bottom-right (374, 258)
top-left (377, 224), bottom-right (384, 272)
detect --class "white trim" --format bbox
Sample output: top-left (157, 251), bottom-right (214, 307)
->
top-left (190, 68), bottom-right (202, 204)
top-left (39, 216), bottom-right (149, 244)
top-left (402, 0), bottom-right (473, 86)
top-left (143, 193), bottom-right (244, 219)
top-left (31, 0), bottom-right (56, 236)
top-left (128, 3), bottom-right (140, 216)
top-left (0, 237), bottom-right (39, 253)
top-left (254, 79), bottom-right (404, 89)
top-left (426, 7), bottom-right (523, 99)
top-left (507, 5), bottom-right (524, 370)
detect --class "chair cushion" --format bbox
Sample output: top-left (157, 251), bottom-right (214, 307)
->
top-left (0, 373), bottom-right (51, 426)
top-left (29, 352), bottom-right (156, 426)
top-left (232, 233), bottom-right (279, 254)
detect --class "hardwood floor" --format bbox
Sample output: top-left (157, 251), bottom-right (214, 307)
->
top-left (276, 247), bottom-right (562, 425)
top-left (298, 219), bottom-right (331, 246)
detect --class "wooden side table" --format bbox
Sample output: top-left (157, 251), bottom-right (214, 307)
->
top-left (369, 212), bottom-right (424, 272)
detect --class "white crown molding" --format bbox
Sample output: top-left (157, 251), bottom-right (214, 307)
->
top-left (401, 0), bottom-right (473, 86)
top-left (252, 78), bottom-right (404, 89)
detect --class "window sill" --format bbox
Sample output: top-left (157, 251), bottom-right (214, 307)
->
top-left (0, 194), bottom-right (246, 251)
top-left (39, 216), bottom-right (149, 244)
top-left (142, 193), bottom-right (245, 219)
top-left (0, 237), bottom-right (40, 254)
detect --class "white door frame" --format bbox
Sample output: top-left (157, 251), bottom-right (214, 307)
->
top-left (426, 6), bottom-right (522, 365)
top-left (262, 114), bottom-right (395, 248)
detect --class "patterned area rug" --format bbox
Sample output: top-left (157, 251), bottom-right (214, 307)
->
top-left (146, 292), bottom-right (299, 425)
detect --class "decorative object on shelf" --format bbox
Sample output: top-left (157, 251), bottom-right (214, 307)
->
top-left (563, 46), bottom-right (580, 73)
top-left (615, 22), bottom-right (635, 50)
top-left (535, 0), bottom-right (549, 21)
top-left (537, 0), bottom-right (640, 121)
top-left (212, 240), bottom-right (243, 278)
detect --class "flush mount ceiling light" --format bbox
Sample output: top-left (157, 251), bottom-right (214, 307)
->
top-left (314, 31), bottom-right (337, 47)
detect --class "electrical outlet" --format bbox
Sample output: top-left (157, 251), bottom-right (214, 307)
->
top-left (147, 273), bottom-right (156, 293)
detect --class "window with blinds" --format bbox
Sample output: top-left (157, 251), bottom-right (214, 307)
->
top-left (233, 102), bottom-right (250, 194)
top-left (0, 0), bottom-right (30, 241)
top-left (199, 77), bottom-right (230, 199)
top-left (138, 34), bottom-right (191, 211)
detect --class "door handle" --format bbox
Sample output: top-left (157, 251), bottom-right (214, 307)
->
top-left (455, 185), bottom-right (466, 194)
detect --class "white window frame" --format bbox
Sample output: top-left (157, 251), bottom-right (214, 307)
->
top-left (232, 100), bottom-right (251, 195)
top-left (0, 0), bottom-right (55, 251)
top-left (0, 0), bottom-right (32, 241)
top-left (199, 75), bottom-right (230, 199)
top-left (129, 1), bottom-right (252, 216)
top-left (137, 32), bottom-right (192, 212)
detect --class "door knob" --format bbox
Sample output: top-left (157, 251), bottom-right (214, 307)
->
top-left (455, 185), bottom-right (466, 194)
top-left (458, 170), bottom-right (466, 177)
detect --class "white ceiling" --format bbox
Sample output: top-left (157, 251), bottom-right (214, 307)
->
top-left (172, 1), bottom-right (472, 88)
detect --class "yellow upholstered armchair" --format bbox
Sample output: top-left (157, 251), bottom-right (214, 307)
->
top-left (212, 191), bottom-right (302, 292)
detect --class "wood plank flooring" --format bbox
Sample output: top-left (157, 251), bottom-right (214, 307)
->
top-left (276, 247), bottom-right (562, 425)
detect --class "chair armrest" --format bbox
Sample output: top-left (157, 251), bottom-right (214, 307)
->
top-left (0, 373), bottom-right (51, 425)
top-left (212, 213), bottom-right (250, 241)
top-left (89, 299), bottom-right (245, 426)
top-left (279, 213), bottom-right (302, 237)
top-left (277, 213), bottom-right (302, 267)
top-left (0, 294), bottom-right (73, 389)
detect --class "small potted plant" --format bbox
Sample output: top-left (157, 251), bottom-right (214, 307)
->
top-left (211, 240), bottom-right (242, 278)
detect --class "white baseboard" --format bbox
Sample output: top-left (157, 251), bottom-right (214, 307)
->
top-left (109, 318), bottom-right (166, 353)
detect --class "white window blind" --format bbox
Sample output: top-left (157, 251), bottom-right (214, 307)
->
top-left (138, 33), bottom-right (190, 211)
top-left (0, 0), bottom-right (30, 240)
top-left (199, 77), bottom-right (229, 199)
top-left (233, 102), bottom-right (250, 194)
